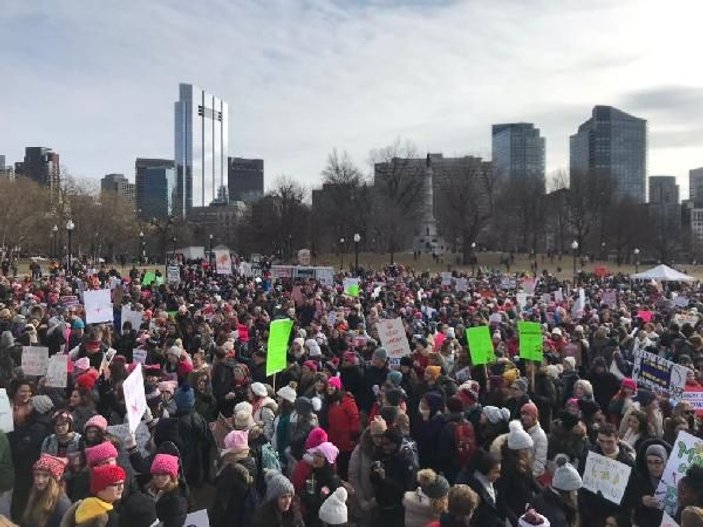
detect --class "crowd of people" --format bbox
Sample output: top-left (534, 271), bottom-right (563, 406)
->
top-left (0, 258), bottom-right (703, 527)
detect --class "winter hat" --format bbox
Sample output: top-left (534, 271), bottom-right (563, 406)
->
top-left (303, 360), bottom-right (319, 372)
top-left (75, 497), bottom-right (114, 524)
top-left (638, 389), bottom-right (656, 408)
top-left (264, 470), bottom-right (295, 501)
top-left (447, 396), bottom-right (465, 413)
top-left (682, 506), bottom-right (703, 527)
top-left (503, 368), bottom-right (520, 384)
top-left (31, 395), bottom-right (54, 415)
top-left (319, 486), bottom-right (348, 525)
top-left (369, 416), bottom-right (388, 436)
top-left (563, 356), bottom-right (576, 370)
top-left (76, 371), bottom-right (98, 391)
top-left (446, 327), bottom-right (456, 340)
top-left (276, 384), bottom-right (297, 404)
top-left (167, 346), bottom-right (181, 359)
top-left (387, 370), bottom-right (403, 387)
top-left (90, 464), bottom-right (126, 495)
top-left (327, 376), bottom-right (343, 391)
top-left (308, 441), bottom-right (339, 464)
top-left (223, 430), bottom-right (249, 452)
top-left (117, 490), bottom-right (157, 527)
top-left (578, 398), bottom-right (601, 420)
top-left (372, 347), bottom-right (388, 362)
top-left (645, 444), bottom-right (669, 465)
top-left (234, 402), bottom-right (256, 430)
top-left (417, 469), bottom-right (450, 500)
top-left (34, 453), bottom-right (68, 480)
top-left (518, 508), bottom-right (550, 526)
top-left (150, 453), bottom-right (179, 479)
top-left (305, 339), bottom-right (322, 357)
top-left (558, 410), bottom-right (579, 431)
top-left (52, 409), bottom-right (74, 429)
top-left (74, 357), bottom-right (90, 371)
top-left (85, 441), bottom-right (118, 467)
top-left (400, 356), bottom-right (414, 367)
top-left (507, 420), bottom-right (534, 450)
top-left (177, 360), bottom-right (193, 377)
top-left (84, 414), bottom-right (108, 433)
top-left (483, 406), bottom-right (510, 425)
top-left (305, 427), bottom-right (328, 450)
top-left (383, 427), bottom-right (403, 446)
top-left (158, 380), bottom-right (177, 395)
top-left (174, 384), bottom-right (195, 411)
top-left (251, 382), bottom-right (267, 398)
top-left (295, 397), bottom-right (314, 416)
top-left (384, 388), bottom-right (402, 407)
top-left (552, 454), bottom-right (583, 491)
top-left (621, 378), bottom-right (637, 392)
top-left (512, 378), bottom-right (529, 393)
top-left (521, 402), bottom-right (539, 420)
top-left (425, 366), bottom-right (442, 381)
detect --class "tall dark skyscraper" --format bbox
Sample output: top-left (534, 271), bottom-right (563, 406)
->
top-left (21, 147), bottom-right (61, 190)
top-left (101, 173), bottom-right (136, 210)
top-left (135, 158), bottom-right (176, 219)
top-left (491, 123), bottom-right (545, 184)
top-left (570, 106), bottom-right (647, 203)
top-left (227, 157), bottom-right (264, 203)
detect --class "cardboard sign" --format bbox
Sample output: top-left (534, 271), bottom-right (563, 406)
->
top-left (582, 451), bottom-right (632, 505)
top-left (266, 318), bottom-right (294, 377)
top-left (132, 348), bottom-right (148, 365)
top-left (21, 346), bottom-right (49, 376)
top-left (516, 292), bottom-right (528, 309)
top-left (123, 363), bottom-right (147, 434)
top-left (633, 349), bottom-right (690, 401)
top-left (377, 318), bottom-right (411, 360)
top-left (637, 310), bottom-right (654, 323)
top-left (674, 296), bottom-right (690, 308)
top-left (440, 272), bottom-right (452, 286)
top-left (84, 289), bottom-right (113, 324)
top-left (466, 326), bottom-right (495, 365)
top-left (60, 295), bottom-right (80, 308)
top-left (183, 509), bottom-right (210, 527)
top-left (121, 306), bottom-right (143, 333)
top-left (518, 321), bottom-right (543, 362)
top-left (214, 250), bottom-right (232, 275)
top-left (167, 266), bottom-right (180, 284)
top-left (0, 389), bottom-right (13, 433)
top-left (45, 353), bottom-right (68, 388)
top-left (455, 277), bottom-right (468, 292)
top-left (656, 431), bottom-right (703, 516)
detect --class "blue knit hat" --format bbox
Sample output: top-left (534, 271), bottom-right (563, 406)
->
top-left (174, 384), bottom-right (195, 411)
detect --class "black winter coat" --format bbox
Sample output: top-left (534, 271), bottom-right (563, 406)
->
top-left (532, 487), bottom-right (576, 527)
top-left (251, 499), bottom-right (304, 527)
top-left (211, 456), bottom-right (258, 527)
top-left (456, 472), bottom-right (501, 527)
top-left (154, 488), bottom-right (188, 527)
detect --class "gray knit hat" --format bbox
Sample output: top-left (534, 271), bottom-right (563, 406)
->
top-left (372, 347), bottom-right (388, 362)
top-left (264, 470), bottom-right (294, 501)
top-left (552, 454), bottom-right (582, 492)
top-left (31, 395), bottom-right (54, 415)
top-left (645, 444), bottom-right (668, 465)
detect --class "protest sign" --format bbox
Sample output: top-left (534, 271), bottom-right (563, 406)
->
top-left (239, 262), bottom-right (253, 277)
top-left (132, 348), bottom-right (148, 364)
top-left (455, 277), bottom-right (468, 292)
top-left (632, 349), bottom-right (689, 400)
top-left (602, 291), bottom-right (617, 307)
top-left (500, 277), bottom-right (516, 290)
top-left (21, 346), bottom-right (49, 376)
top-left (522, 277), bottom-right (536, 295)
top-left (674, 313), bottom-right (700, 327)
top-left (121, 305), bottom-right (143, 333)
top-left (377, 318), bottom-right (411, 360)
top-left (45, 353), bottom-right (68, 388)
top-left (660, 512), bottom-right (679, 527)
top-left (142, 271), bottom-right (156, 285)
top-left (183, 509), bottom-right (210, 527)
top-left (674, 296), bottom-right (690, 308)
top-left (656, 431), bottom-right (703, 516)
top-left (123, 363), bottom-right (146, 434)
top-left (84, 289), bottom-right (113, 324)
top-left (466, 326), bottom-right (495, 365)
top-left (582, 451), bottom-right (632, 505)
top-left (266, 318), bottom-right (294, 376)
top-left (343, 278), bottom-right (360, 297)
top-left (518, 321), bottom-right (543, 362)
top-left (214, 250), bottom-right (232, 275)
top-left (0, 389), bottom-right (12, 433)
top-left (60, 295), bottom-right (80, 308)
top-left (440, 272), bottom-right (452, 286)
top-left (317, 267), bottom-right (334, 287)
top-left (541, 293), bottom-right (551, 304)
top-left (326, 310), bottom-right (337, 328)
top-left (167, 266), bottom-right (180, 284)
top-left (489, 313), bottom-right (503, 325)
top-left (516, 292), bottom-right (528, 309)
top-left (554, 289), bottom-right (564, 302)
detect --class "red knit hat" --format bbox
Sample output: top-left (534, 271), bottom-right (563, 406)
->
top-left (521, 401), bottom-right (539, 420)
top-left (150, 453), bottom-right (179, 479)
top-left (622, 378), bottom-right (637, 392)
top-left (90, 464), bottom-right (126, 495)
top-left (34, 454), bottom-right (68, 480)
top-left (85, 441), bottom-right (118, 467)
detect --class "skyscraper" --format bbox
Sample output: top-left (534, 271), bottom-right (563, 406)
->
top-left (649, 175), bottom-right (680, 227)
top-left (174, 83), bottom-right (229, 217)
top-left (491, 123), bottom-right (545, 185)
top-left (570, 106), bottom-right (647, 203)
top-left (227, 157), bottom-right (264, 203)
top-left (135, 158), bottom-right (176, 219)
top-left (22, 147), bottom-right (61, 190)
top-left (101, 173), bottom-right (136, 210)
top-left (690, 167), bottom-right (703, 205)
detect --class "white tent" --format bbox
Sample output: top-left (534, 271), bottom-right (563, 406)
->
top-left (631, 264), bottom-right (696, 282)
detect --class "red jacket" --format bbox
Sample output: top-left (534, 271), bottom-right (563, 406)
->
top-left (326, 393), bottom-right (360, 452)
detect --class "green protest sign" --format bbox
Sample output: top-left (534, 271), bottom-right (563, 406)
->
top-left (518, 321), bottom-right (543, 362)
top-left (266, 318), bottom-right (294, 377)
top-left (466, 326), bottom-right (495, 365)
top-left (343, 278), bottom-right (360, 297)
top-left (142, 271), bottom-right (156, 286)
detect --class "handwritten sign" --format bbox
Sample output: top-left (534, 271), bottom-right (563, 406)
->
top-left (673, 296), bottom-right (690, 308)
top-left (45, 353), bottom-right (68, 388)
top-left (84, 289), bottom-right (113, 324)
top-left (343, 278), bottom-right (360, 297)
top-left (674, 313), bottom-right (700, 328)
top-left (455, 277), bottom-right (468, 292)
top-left (121, 306), bottom-right (143, 333)
top-left (661, 511), bottom-right (679, 527)
top-left (376, 318), bottom-right (411, 360)
top-left (440, 272), bottom-right (452, 287)
top-left (500, 277), bottom-right (517, 290)
top-left (582, 451), bottom-right (632, 505)
top-left (0, 389), bottom-right (12, 433)
top-left (183, 509), bottom-right (210, 527)
top-left (21, 346), bottom-right (49, 376)
top-left (489, 313), bottom-right (503, 325)
top-left (522, 277), bottom-right (536, 295)
top-left (518, 321), bottom-right (543, 362)
top-left (167, 266), bottom-right (180, 284)
top-left (516, 292), bottom-right (528, 309)
top-left (602, 291), bottom-right (617, 307)
top-left (214, 250), bottom-right (232, 275)
top-left (466, 326), bottom-right (495, 365)
top-left (633, 350), bottom-right (690, 401)
top-left (554, 289), bottom-right (564, 303)
top-left (656, 431), bottom-right (703, 516)
top-left (132, 348), bottom-right (148, 365)
top-left (123, 363), bottom-right (147, 434)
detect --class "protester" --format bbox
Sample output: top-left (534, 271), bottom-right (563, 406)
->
top-left (23, 454), bottom-right (72, 527)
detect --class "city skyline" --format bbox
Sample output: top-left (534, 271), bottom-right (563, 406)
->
top-left (1, 1), bottom-right (703, 196)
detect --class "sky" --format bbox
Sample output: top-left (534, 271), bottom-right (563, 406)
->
top-left (1, 0), bottom-right (703, 197)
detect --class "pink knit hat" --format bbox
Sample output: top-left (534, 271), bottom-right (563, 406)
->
top-left (74, 357), bottom-right (90, 372)
top-left (621, 378), bottom-right (637, 392)
top-left (85, 441), bottom-right (118, 467)
top-left (150, 453), bottom-right (179, 479)
top-left (84, 414), bottom-right (108, 433)
top-left (223, 430), bottom-right (249, 452)
top-left (308, 441), bottom-right (339, 464)
top-left (327, 376), bottom-right (343, 391)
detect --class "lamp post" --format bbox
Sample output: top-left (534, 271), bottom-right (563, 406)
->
top-left (50, 224), bottom-right (57, 259)
top-left (471, 241), bottom-right (477, 276)
top-left (353, 233), bottom-right (361, 274)
top-left (171, 236), bottom-right (177, 264)
top-left (601, 241), bottom-right (606, 261)
top-left (139, 231), bottom-right (144, 266)
top-left (571, 240), bottom-right (579, 283)
top-left (65, 219), bottom-right (75, 274)
top-left (288, 234), bottom-right (293, 263)
top-left (339, 237), bottom-right (345, 270)
top-left (634, 248), bottom-right (640, 273)
top-left (208, 234), bottom-right (214, 267)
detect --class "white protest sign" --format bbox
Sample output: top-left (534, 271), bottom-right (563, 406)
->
top-left (455, 278), bottom-right (468, 292)
top-left (121, 306), bottom-right (143, 332)
top-left (500, 277), bottom-right (516, 290)
top-left (123, 363), bottom-right (147, 434)
top-left (661, 511), bottom-right (679, 527)
top-left (84, 289), bottom-right (113, 324)
top-left (489, 313), bottom-right (503, 325)
top-left (440, 272), bottom-right (452, 286)
top-left (132, 348), bottom-right (148, 365)
top-left (674, 313), bottom-right (700, 327)
top-left (214, 250), bottom-right (232, 275)
top-left (0, 389), bottom-right (12, 433)
top-left (183, 509), bottom-right (210, 527)
top-left (582, 450), bottom-right (632, 504)
top-left (376, 318), bottom-right (411, 359)
top-left (554, 289), bottom-right (564, 302)
top-left (541, 293), bottom-right (551, 304)
top-left (522, 277), bottom-right (536, 295)
top-left (239, 262), bottom-right (253, 277)
top-left (317, 267), bottom-right (334, 287)
top-left (602, 291), bottom-right (617, 307)
top-left (326, 311), bottom-right (337, 328)
top-left (656, 431), bottom-right (703, 516)
top-left (516, 292), bottom-right (528, 309)
top-left (45, 353), bottom-right (68, 388)
top-left (21, 346), bottom-right (49, 376)
top-left (674, 296), bottom-right (690, 308)
top-left (167, 266), bottom-right (181, 284)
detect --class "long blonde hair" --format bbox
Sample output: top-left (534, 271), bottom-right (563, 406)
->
top-left (23, 476), bottom-right (63, 527)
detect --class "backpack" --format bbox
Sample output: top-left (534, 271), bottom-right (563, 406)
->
top-left (453, 420), bottom-right (476, 467)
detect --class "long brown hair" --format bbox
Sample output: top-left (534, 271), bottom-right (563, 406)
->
top-left (23, 475), bottom-right (63, 527)
top-left (147, 475), bottom-right (179, 495)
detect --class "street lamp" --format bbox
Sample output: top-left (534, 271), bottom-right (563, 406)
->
top-left (65, 219), bottom-right (75, 274)
top-left (171, 236), bottom-right (177, 264)
top-left (601, 241), bottom-right (606, 260)
top-left (571, 240), bottom-right (579, 283)
top-left (339, 237), bottom-right (345, 270)
top-left (634, 248), bottom-right (640, 273)
top-left (471, 241), bottom-right (477, 276)
top-left (353, 233), bottom-right (361, 274)
top-left (139, 231), bottom-right (144, 266)
top-left (288, 234), bottom-right (293, 263)
top-left (208, 234), bottom-right (214, 267)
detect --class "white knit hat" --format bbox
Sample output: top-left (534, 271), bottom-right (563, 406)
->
top-left (482, 406), bottom-right (510, 425)
top-left (250, 382), bottom-right (267, 398)
top-left (318, 486), bottom-right (348, 525)
top-left (276, 385), bottom-right (297, 404)
top-left (552, 454), bottom-right (582, 492)
top-left (507, 420), bottom-right (534, 450)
